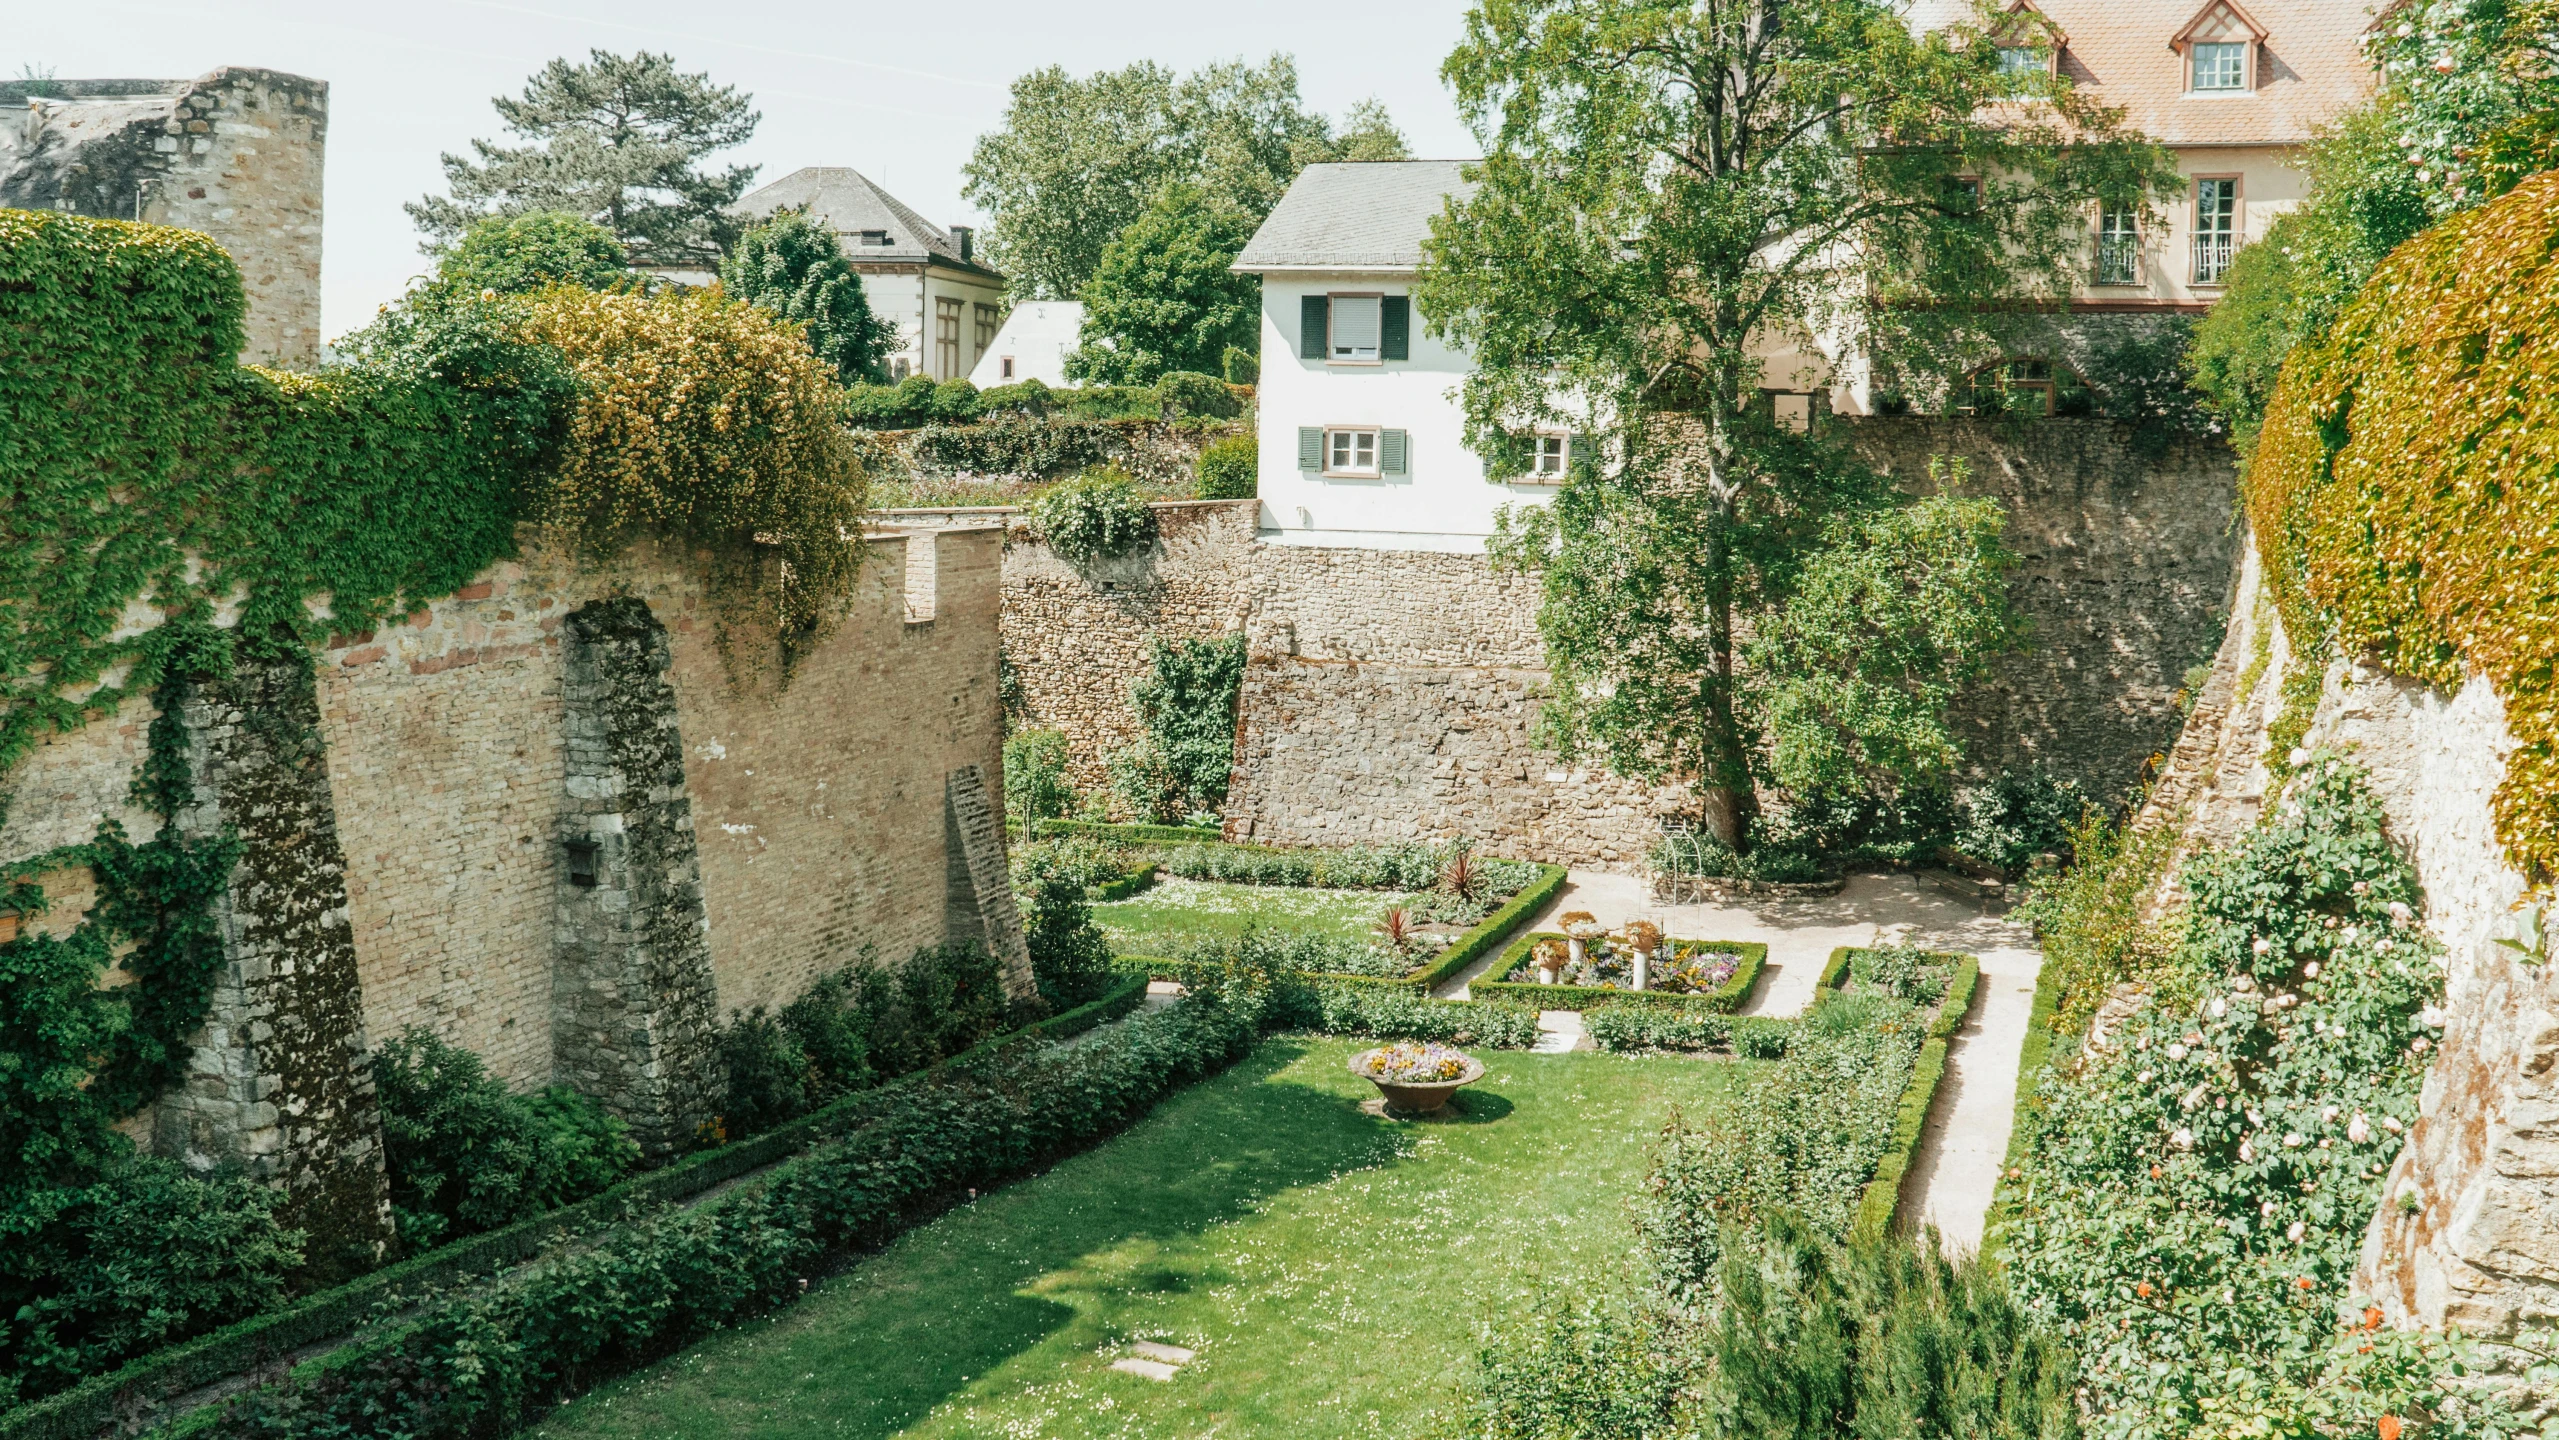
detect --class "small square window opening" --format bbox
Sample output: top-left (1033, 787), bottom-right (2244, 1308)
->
top-left (1531, 435), bottom-right (1569, 479)
top-left (2192, 42), bottom-right (2247, 91)
top-left (1326, 428), bottom-right (1379, 475)
top-left (1329, 295), bottom-right (1382, 363)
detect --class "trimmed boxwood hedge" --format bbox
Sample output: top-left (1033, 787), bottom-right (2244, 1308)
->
top-left (0, 980), bottom-right (1149, 1440)
top-left (1028, 818), bottom-right (1223, 846)
top-left (1850, 952), bottom-right (1981, 1239)
top-left (1470, 935), bottom-right (1766, 1013)
top-left (1090, 861), bottom-right (1159, 902)
top-left (1118, 863), bottom-right (1565, 995)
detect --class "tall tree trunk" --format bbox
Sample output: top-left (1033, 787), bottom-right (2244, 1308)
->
top-left (1695, 382), bottom-right (1759, 851)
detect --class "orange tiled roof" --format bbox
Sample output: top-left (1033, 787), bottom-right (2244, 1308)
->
top-left (1913, 0), bottom-right (2378, 147)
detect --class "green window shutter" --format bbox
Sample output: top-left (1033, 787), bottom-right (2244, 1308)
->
top-left (1568, 433), bottom-right (1594, 475)
top-left (1300, 295), bottom-right (1329, 360)
top-left (1380, 296), bottom-right (1410, 361)
top-left (1298, 427), bottom-right (1324, 469)
top-left (1380, 429), bottom-right (1409, 474)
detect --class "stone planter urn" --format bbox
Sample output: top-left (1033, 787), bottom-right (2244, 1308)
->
top-left (1350, 1047), bottom-right (1486, 1116)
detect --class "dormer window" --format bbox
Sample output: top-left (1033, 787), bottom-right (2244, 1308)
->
top-left (858, 229), bottom-right (892, 246)
top-left (2174, 0), bottom-right (2266, 94)
top-left (1999, 45), bottom-right (2051, 74)
top-left (1991, 0), bottom-right (2065, 79)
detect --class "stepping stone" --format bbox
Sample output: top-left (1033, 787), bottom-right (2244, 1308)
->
top-left (1129, 1341), bottom-right (1196, 1365)
top-left (1111, 1357), bottom-right (1180, 1382)
top-left (1532, 1010), bottom-right (1584, 1054)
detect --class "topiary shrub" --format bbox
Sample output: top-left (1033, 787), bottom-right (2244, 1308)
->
top-left (1194, 433), bottom-right (1257, 500)
top-left (1028, 467), bottom-right (1157, 565)
top-left (930, 377), bottom-right (981, 421)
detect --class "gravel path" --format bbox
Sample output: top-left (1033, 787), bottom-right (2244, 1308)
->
top-left (1441, 867), bottom-right (2041, 1249)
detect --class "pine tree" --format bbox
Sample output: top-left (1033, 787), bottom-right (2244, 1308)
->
top-left (720, 210), bottom-right (897, 385)
top-left (409, 50), bottom-right (759, 269)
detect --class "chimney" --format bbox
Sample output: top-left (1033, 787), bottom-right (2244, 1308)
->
top-left (951, 225), bottom-right (973, 263)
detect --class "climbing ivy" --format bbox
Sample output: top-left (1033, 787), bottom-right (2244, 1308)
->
top-left (2245, 169), bottom-right (2559, 883)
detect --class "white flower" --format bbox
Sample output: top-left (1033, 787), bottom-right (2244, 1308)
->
top-left (2384, 1115), bottom-right (2405, 1134)
top-left (2378, 939), bottom-right (2394, 953)
top-left (2172, 1127), bottom-right (2196, 1151)
top-left (2183, 1084), bottom-right (2210, 1111)
top-left (2321, 1137), bottom-right (2333, 1149)
top-left (2139, 1070), bottom-right (2155, 1084)
top-left (2354, 880), bottom-right (2371, 895)
top-left (2288, 747), bottom-right (2310, 766)
top-left (2211, 997), bottom-right (2229, 1019)
top-left (2261, 1199), bottom-right (2278, 1217)
top-left (2342, 926), bottom-right (2361, 943)
top-left (2387, 902), bottom-right (2413, 923)
top-left (2349, 1112), bottom-right (2372, 1143)
top-left (2234, 975), bottom-right (2257, 993)
top-left (2421, 1005), bottom-right (2447, 1029)
top-left (2414, 1037), bottom-right (2431, 1053)
top-left (2248, 1108), bottom-right (2266, 1127)
top-left (2253, 937), bottom-right (2273, 956)
top-left (2288, 1220), bottom-right (2307, 1242)
top-left (2168, 1044), bottom-right (2190, 1061)
top-left (2434, 53), bottom-right (2458, 71)
top-left (2306, 961), bottom-right (2321, 978)
top-left (2285, 1132), bottom-right (2306, 1148)
top-left (2323, 1105), bottom-right (2340, 1122)
top-left (2240, 1139), bottom-right (2257, 1162)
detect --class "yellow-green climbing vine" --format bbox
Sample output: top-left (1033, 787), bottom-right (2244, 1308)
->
top-left (2246, 168), bottom-right (2559, 883)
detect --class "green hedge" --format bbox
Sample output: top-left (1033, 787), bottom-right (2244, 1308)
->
top-left (116, 975), bottom-right (1202, 1439)
top-left (1091, 861), bottom-right (1160, 902)
top-left (1815, 944), bottom-right (1855, 996)
top-left (1849, 953), bottom-right (1982, 1240)
top-left (1470, 935), bottom-right (1766, 1013)
top-left (1029, 818), bottom-right (1223, 846)
top-left (1112, 864), bottom-right (1565, 995)
top-left (1585, 1009), bottom-right (1794, 1057)
top-left (0, 979), bottom-right (1148, 1440)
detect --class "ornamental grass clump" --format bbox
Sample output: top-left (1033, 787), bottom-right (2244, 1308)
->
top-left (519, 285), bottom-right (867, 667)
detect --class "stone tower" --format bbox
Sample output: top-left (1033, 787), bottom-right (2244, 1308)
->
top-left (0, 67), bottom-right (327, 367)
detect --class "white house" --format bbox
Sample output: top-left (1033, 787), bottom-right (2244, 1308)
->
top-left (968, 300), bottom-right (1082, 389)
top-left (732, 167), bottom-right (1009, 381)
top-left (1231, 161), bottom-right (1563, 554)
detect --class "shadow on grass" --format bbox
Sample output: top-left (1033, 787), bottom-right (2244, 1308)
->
top-left (539, 1034), bottom-right (1427, 1440)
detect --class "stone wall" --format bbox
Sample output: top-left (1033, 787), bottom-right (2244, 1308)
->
top-left (1, 68), bottom-right (328, 367)
top-left (938, 415), bottom-right (2240, 869)
top-left (0, 524), bottom-right (1015, 1199)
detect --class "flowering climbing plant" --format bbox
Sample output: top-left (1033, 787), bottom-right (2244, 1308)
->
top-left (2004, 754), bottom-right (2474, 1435)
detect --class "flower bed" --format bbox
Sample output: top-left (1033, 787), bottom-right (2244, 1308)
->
top-left (1116, 862), bottom-right (1567, 995)
top-left (1473, 934), bottom-right (1766, 1014)
top-left (1586, 1009), bottom-right (1794, 1057)
top-left (1353, 1041), bottom-right (1477, 1083)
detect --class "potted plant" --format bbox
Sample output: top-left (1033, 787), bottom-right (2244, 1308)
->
top-left (1532, 937), bottom-right (1568, 985)
top-left (1349, 1042), bottom-right (1485, 1115)
top-left (1559, 910), bottom-right (1602, 967)
top-left (1623, 920), bottom-right (1662, 991)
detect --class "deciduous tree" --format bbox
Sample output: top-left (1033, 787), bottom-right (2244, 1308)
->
top-left (721, 209), bottom-right (898, 385)
top-left (1066, 183), bottom-right (1259, 385)
top-left (1423, 0), bottom-right (2171, 847)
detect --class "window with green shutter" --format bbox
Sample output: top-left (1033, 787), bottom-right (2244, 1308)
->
top-left (1298, 427), bottom-right (1324, 469)
top-left (1300, 295), bottom-right (1329, 360)
top-left (1380, 429), bottom-right (1408, 474)
top-left (1380, 296), bottom-right (1410, 361)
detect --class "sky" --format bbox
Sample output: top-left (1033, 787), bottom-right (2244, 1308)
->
top-left (8, 0), bottom-right (1481, 342)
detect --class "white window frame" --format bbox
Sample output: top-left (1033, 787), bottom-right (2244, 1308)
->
top-left (2095, 205), bottom-right (2141, 286)
top-left (2190, 41), bottom-right (2248, 92)
top-left (1324, 427), bottom-right (1381, 478)
top-left (1327, 293), bottom-right (1384, 365)
top-left (1528, 432), bottom-right (1571, 481)
top-left (1997, 45), bottom-right (2052, 77)
top-left (2192, 176), bottom-right (2241, 285)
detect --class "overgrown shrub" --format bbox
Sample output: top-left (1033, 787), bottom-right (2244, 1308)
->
top-left (911, 418), bottom-right (1118, 482)
top-left (842, 373), bottom-right (944, 429)
top-left (1153, 370), bottom-right (1241, 421)
top-left (2011, 807), bottom-right (2175, 1040)
top-left (1028, 467), bottom-right (1157, 565)
top-left (1953, 766), bottom-right (2090, 876)
top-left (373, 1029), bottom-right (640, 1250)
top-left (1008, 835), bottom-right (1142, 894)
top-left (1176, 928), bottom-right (1407, 982)
top-left (716, 1008), bottom-right (812, 1140)
top-left (432, 212), bottom-right (629, 296)
top-left (2005, 754), bottom-right (2450, 1430)
top-left (0, 1154), bottom-right (302, 1410)
top-left (1649, 828), bottom-right (1828, 884)
top-left (1124, 635), bottom-right (1246, 821)
top-left (713, 943), bottom-right (1015, 1139)
top-left (520, 285), bottom-right (867, 661)
top-left (976, 378), bottom-right (1053, 419)
top-left (1002, 727), bottom-right (1076, 823)
top-left (1194, 433), bottom-right (1257, 500)
top-left (1586, 1009), bottom-right (1790, 1056)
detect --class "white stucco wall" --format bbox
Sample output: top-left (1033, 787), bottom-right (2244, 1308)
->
top-left (969, 300), bottom-right (1080, 388)
top-left (1252, 273), bottom-right (1559, 553)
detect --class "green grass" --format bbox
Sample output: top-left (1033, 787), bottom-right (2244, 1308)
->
top-left (1090, 877), bottom-right (1410, 951)
top-left (528, 1035), bottom-right (1754, 1440)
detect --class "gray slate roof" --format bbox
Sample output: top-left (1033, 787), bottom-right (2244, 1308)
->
top-left (1233, 160), bottom-right (1476, 272)
top-left (733, 166), bottom-right (1003, 280)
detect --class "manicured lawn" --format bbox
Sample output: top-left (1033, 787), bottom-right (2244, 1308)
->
top-left (529, 1035), bottom-right (1754, 1440)
top-left (1091, 877), bottom-right (1409, 952)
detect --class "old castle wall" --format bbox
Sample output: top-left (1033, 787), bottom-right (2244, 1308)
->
top-left (1, 68), bottom-right (328, 367)
top-left (0, 525), bottom-right (1016, 1207)
top-left (923, 415), bottom-right (2239, 868)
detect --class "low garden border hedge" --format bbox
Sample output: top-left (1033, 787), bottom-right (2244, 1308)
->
top-left (1114, 864), bottom-right (1565, 995)
top-left (1983, 954), bottom-right (2066, 1259)
top-left (1029, 818), bottom-right (1223, 846)
top-left (1849, 952), bottom-right (1982, 1240)
top-left (0, 977), bottom-right (1150, 1440)
top-left (1091, 861), bottom-right (1160, 902)
top-left (1470, 935), bottom-right (1766, 1013)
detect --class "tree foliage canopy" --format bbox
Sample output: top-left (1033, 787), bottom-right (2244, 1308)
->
top-left (1430, 0), bottom-right (2170, 845)
top-left (962, 55), bottom-right (1407, 301)
top-left (409, 50), bottom-right (760, 269)
top-left (1066, 183), bottom-right (1260, 385)
top-left (430, 211), bottom-right (630, 297)
top-left (720, 208), bottom-right (899, 385)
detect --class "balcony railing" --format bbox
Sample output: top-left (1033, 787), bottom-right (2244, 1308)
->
top-left (2192, 235), bottom-right (2237, 285)
top-left (2094, 235), bottom-right (2141, 286)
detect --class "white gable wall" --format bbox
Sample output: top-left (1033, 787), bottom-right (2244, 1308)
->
top-left (1255, 272), bottom-right (1558, 553)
